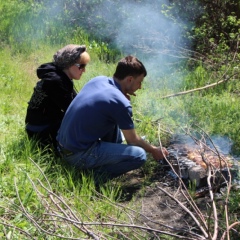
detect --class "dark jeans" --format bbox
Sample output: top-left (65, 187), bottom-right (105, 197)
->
top-left (60, 125), bottom-right (146, 184)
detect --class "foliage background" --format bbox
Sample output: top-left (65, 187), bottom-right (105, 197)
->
top-left (0, 0), bottom-right (240, 239)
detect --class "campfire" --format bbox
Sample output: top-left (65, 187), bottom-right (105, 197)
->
top-left (164, 134), bottom-right (236, 189)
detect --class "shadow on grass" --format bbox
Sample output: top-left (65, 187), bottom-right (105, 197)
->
top-left (6, 134), bottom-right (166, 203)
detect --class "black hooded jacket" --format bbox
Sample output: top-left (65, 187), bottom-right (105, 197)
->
top-left (25, 62), bottom-right (77, 127)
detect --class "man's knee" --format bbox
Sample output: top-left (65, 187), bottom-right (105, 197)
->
top-left (134, 146), bottom-right (147, 162)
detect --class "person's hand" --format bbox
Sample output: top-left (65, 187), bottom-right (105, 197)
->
top-left (151, 146), bottom-right (169, 161)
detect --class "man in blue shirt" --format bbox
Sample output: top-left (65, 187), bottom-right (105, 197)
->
top-left (57, 55), bottom-right (168, 183)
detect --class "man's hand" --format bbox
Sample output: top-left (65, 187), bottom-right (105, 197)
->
top-left (121, 129), bottom-right (169, 161)
top-left (151, 146), bottom-right (169, 161)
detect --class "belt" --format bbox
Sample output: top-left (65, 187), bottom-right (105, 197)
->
top-left (57, 143), bottom-right (74, 157)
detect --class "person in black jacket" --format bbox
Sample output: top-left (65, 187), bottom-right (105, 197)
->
top-left (25, 44), bottom-right (90, 150)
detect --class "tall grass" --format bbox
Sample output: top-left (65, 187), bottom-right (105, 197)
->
top-left (1, 36), bottom-right (240, 237)
top-left (0, 43), bottom-right (128, 238)
top-left (1, 1), bottom-right (240, 237)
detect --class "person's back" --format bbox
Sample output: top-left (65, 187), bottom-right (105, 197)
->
top-left (57, 76), bottom-right (133, 152)
top-left (56, 55), bottom-right (168, 184)
top-left (25, 44), bottom-right (90, 150)
top-left (25, 62), bottom-right (75, 127)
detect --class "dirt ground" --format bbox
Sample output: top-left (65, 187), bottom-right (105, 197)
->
top-left (118, 164), bottom-right (213, 239)
top-left (115, 139), bottom-right (240, 239)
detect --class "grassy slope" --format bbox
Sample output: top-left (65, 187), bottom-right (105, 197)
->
top-left (0, 46), bottom-right (126, 239)
top-left (0, 44), bottom-right (240, 238)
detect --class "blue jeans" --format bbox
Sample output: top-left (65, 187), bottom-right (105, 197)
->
top-left (64, 141), bottom-right (146, 183)
top-left (63, 126), bottom-right (146, 183)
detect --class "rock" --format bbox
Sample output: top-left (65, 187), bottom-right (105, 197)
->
top-left (188, 165), bottom-right (207, 187)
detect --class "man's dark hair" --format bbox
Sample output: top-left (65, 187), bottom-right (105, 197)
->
top-left (113, 55), bottom-right (147, 80)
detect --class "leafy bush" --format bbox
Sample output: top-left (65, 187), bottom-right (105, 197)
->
top-left (0, 1), bottom-right (240, 238)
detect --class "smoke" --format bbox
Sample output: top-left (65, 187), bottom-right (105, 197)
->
top-left (172, 134), bottom-right (233, 155)
top-left (207, 136), bottom-right (233, 155)
top-left (115, 3), bottom-right (184, 53)
top-left (75, 0), bottom-right (205, 126)
top-left (24, 0), bottom-right (191, 81)
top-left (96, 0), bottom-right (189, 71)
top-left (89, 0), bottom-right (193, 99)
top-left (17, 0), bottom-right (195, 118)
top-left (11, 0), bottom-right (192, 84)
top-left (86, 0), bottom-right (195, 121)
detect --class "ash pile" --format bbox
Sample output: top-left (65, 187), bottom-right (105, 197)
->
top-left (164, 134), bottom-right (239, 189)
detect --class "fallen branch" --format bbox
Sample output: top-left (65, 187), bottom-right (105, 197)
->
top-left (0, 219), bottom-right (34, 239)
top-left (161, 73), bottom-right (238, 99)
top-left (190, 125), bottom-right (233, 240)
top-left (221, 221), bottom-right (240, 240)
top-left (175, 125), bottom-right (238, 239)
top-left (201, 151), bottom-right (218, 240)
top-left (10, 159), bottom-right (201, 239)
top-left (157, 186), bottom-right (208, 239)
top-left (158, 123), bottom-right (210, 229)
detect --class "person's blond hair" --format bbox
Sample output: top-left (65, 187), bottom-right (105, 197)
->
top-left (53, 44), bottom-right (87, 69)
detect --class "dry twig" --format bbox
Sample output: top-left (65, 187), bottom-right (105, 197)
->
top-left (161, 73), bottom-right (238, 99)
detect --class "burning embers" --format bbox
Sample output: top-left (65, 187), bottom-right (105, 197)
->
top-left (165, 135), bottom-right (235, 188)
top-left (167, 143), bottom-right (232, 169)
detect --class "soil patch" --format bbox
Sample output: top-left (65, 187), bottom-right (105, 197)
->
top-left (118, 165), bottom-right (210, 238)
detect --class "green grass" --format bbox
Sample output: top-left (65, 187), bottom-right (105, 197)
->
top-left (1, 42), bottom-right (240, 239)
top-left (1, 1), bottom-right (239, 238)
top-left (0, 46), bottom-right (158, 239)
